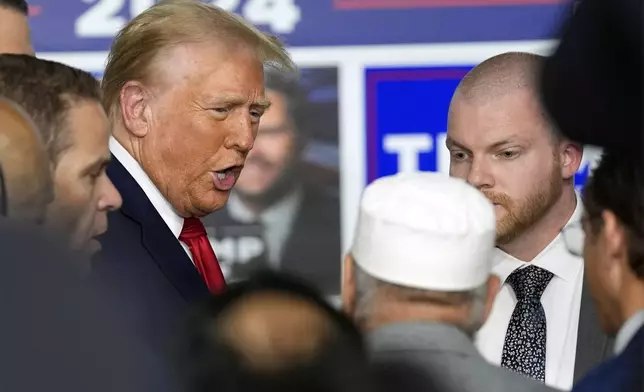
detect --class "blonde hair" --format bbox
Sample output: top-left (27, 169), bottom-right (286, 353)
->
top-left (101, 0), bottom-right (296, 118)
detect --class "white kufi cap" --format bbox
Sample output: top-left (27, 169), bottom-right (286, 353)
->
top-left (351, 172), bottom-right (496, 291)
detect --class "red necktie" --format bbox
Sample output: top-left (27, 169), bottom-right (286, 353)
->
top-left (179, 218), bottom-right (226, 294)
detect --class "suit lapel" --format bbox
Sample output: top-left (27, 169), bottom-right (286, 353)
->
top-left (108, 158), bottom-right (210, 302)
top-left (574, 279), bottom-right (614, 383)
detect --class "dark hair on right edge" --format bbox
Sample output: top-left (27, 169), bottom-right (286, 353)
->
top-left (0, 0), bottom-right (28, 15)
top-left (583, 149), bottom-right (644, 278)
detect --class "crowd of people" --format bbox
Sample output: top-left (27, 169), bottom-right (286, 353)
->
top-left (0, 0), bottom-right (641, 391)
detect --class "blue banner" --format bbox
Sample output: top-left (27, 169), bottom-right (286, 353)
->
top-left (30, 0), bottom-right (570, 52)
top-left (365, 66), bottom-right (595, 187)
top-left (366, 67), bottom-right (470, 182)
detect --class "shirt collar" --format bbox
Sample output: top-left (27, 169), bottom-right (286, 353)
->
top-left (109, 136), bottom-right (184, 238)
top-left (614, 309), bottom-right (644, 355)
top-left (493, 192), bottom-right (584, 285)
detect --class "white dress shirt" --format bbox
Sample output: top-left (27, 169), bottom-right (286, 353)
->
top-left (475, 196), bottom-right (584, 391)
top-left (109, 137), bottom-right (193, 262)
top-left (614, 310), bottom-right (644, 355)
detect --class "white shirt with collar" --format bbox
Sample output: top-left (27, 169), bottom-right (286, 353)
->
top-left (109, 136), bottom-right (193, 262)
top-left (614, 309), bottom-right (644, 355)
top-left (225, 187), bottom-right (303, 267)
top-left (475, 195), bottom-right (584, 391)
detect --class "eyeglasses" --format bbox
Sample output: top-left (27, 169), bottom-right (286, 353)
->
top-left (561, 221), bottom-right (585, 257)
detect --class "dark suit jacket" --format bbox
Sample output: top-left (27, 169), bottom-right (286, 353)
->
top-left (573, 281), bottom-right (615, 383)
top-left (573, 326), bottom-right (643, 392)
top-left (204, 185), bottom-right (341, 295)
top-left (0, 218), bottom-right (179, 392)
top-left (94, 157), bottom-right (210, 350)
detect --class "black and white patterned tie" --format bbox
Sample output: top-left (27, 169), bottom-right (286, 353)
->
top-left (501, 265), bottom-right (553, 382)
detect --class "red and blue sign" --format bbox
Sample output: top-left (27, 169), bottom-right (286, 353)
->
top-left (334, 0), bottom-right (567, 9)
top-left (30, 0), bottom-right (571, 52)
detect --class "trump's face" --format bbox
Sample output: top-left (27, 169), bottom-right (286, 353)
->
top-left (130, 42), bottom-right (267, 217)
top-left (447, 90), bottom-right (575, 245)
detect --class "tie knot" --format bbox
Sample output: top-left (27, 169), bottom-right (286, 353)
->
top-left (506, 265), bottom-right (553, 302)
top-left (179, 218), bottom-right (207, 240)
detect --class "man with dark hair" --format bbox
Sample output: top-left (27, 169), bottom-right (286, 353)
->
top-left (0, 0), bottom-right (32, 55)
top-left (561, 150), bottom-right (644, 391)
top-left (0, 54), bottom-right (122, 257)
top-left (177, 271), bottom-right (370, 392)
top-left (204, 68), bottom-right (341, 295)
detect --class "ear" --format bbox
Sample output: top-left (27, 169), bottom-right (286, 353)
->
top-left (601, 210), bottom-right (630, 292)
top-left (341, 254), bottom-right (357, 316)
top-left (482, 274), bottom-right (500, 324)
top-left (119, 81), bottom-right (151, 138)
top-left (559, 141), bottom-right (583, 180)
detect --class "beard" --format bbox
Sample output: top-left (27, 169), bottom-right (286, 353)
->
top-left (483, 164), bottom-right (563, 245)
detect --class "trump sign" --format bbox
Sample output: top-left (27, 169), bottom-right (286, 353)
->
top-left (365, 66), bottom-right (602, 188)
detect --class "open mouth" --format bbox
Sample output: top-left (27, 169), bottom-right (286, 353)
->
top-left (212, 165), bottom-right (243, 191)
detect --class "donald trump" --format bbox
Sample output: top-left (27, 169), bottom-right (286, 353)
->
top-left (95, 0), bottom-right (295, 350)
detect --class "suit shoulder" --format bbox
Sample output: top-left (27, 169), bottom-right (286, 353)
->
top-left (574, 329), bottom-right (643, 392)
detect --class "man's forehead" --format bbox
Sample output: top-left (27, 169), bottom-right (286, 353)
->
top-left (451, 87), bottom-right (539, 115)
top-left (67, 100), bottom-right (108, 124)
top-left (447, 104), bottom-right (533, 147)
top-left (446, 132), bottom-right (530, 151)
top-left (63, 102), bottom-right (109, 148)
top-left (448, 98), bottom-right (547, 145)
top-left (151, 41), bottom-right (261, 86)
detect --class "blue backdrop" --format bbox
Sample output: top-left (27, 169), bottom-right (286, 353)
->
top-left (30, 0), bottom-right (570, 52)
top-left (29, 0), bottom-right (586, 187)
top-left (366, 67), bottom-right (471, 182)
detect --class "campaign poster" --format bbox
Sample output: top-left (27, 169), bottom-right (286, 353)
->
top-left (203, 67), bottom-right (342, 295)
